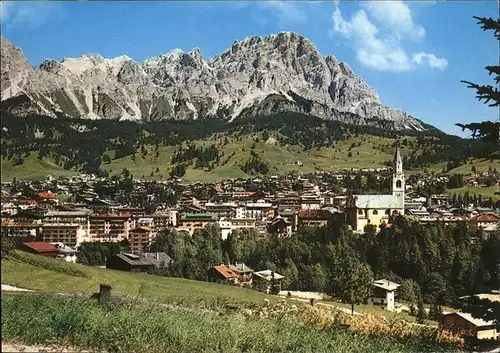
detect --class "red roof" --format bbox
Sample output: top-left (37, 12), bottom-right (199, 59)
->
top-left (212, 265), bottom-right (238, 279)
top-left (232, 192), bottom-right (256, 196)
top-left (38, 192), bottom-right (56, 199)
top-left (19, 200), bottom-right (37, 204)
top-left (298, 209), bottom-right (332, 219)
top-left (91, 213), bottom-right (131, 219)
top-left (471, 214), bottom-right (500, 223)
top-left (23, 242), bottom-right (58, 253)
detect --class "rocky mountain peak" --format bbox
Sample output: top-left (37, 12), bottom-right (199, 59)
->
top-left (1, 33), bottom-right (428, 131)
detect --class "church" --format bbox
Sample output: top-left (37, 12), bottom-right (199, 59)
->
top-left (346, 149), bottom-right (405, 232)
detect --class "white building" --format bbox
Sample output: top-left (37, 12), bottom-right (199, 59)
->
top-left (367, 279), bottom-right (400, 312)
top-left (346, 149), bottom-right (405, 232)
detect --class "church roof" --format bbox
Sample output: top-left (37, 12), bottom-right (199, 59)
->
top-left (354, 194), bottom-right (403, 209)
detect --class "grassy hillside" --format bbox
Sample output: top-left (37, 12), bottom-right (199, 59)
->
top-left (446, 185), bottom-right (500, 201)
top-left (1, 251), bottom-right (272, 308)
top-left (2, 111), bottom-right (497, 182)
top-left (98, 134), bottom-right (400, 182)
top-left (1, 153), bottom-right (79, 182)
top-left (2, 251), bottom-right (463, 352)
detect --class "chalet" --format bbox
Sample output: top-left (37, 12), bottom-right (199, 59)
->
top-left (268, 216), bottom-right (293, 236)
top-left (106, 252), bottom-right (172, 272)
top-left (440, 311), bottom-right (499, 340)
top-left (35, 192), bottom-right (57, 203)
top-left (297, 209), bottom-right (333, 228)
top-left (22, 242), bottom-right (58, 258)
top-left (468, 213), bottom-right (500, 233)
top-left (367, 279), bottom-right (400, 312)
top-left (228, 263), bottom-right (254, 287)
top-left (253, 270), bottom-right (284, 294)
top-left (52, 242), bottom-right (79, 263)
top-left (208, 265), bottom-right (238, 285)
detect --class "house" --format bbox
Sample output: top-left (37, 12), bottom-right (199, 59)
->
top-left (252, 270), bottom-right (284, 294)
top-left (52, 242), bottom-right (79, 263)
top-left (35, 192), bottom-right (57, 203)
top-left (208, 265), bottom-right (239, 285)
top-left (367, 279), bottom-right (400, 312)
top-left (106, 252), bottom-right (172, 273)
top-left (228, 263), bottom-right (254, 287)
top-left (346, 149), bottom-right (405, 232)
top-left (469, 214), bottom-right (500, 233)
top-left (440, 311), bottom-right (499, 340)
top-left (268, 216), bottom-right (293, 235)
top-left (297, 209), bottom-right (333, 228)
top-left (22, 241), bottom-right (59, 257)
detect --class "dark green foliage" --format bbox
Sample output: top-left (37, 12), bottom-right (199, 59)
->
top-left (1, 110), bottom-right (496, 176)
top-left (77, 242), bottom-right (124, 266)
top-left (1, 235), bottom-right (15, 259)
top-left (11, 251), bottom-right (89, 278)
top-left (241, 157), bottom-right (269, 175)
top-left (170, 164), bottom-right (186, 177)
top-left (458, 16), bottom-right (500, 142)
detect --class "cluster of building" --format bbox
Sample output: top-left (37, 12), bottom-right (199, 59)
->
top-left (1, 149), bottom-right (499, 257)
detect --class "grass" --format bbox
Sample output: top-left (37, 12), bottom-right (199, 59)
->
top-left (1, 294), bottom-right (457, 353)
top-left (448, 158), bottom-right (500, 175)
top-left (2, 251), bottom-right (464, 352)
top-left (99, 134), bottom-right (404, 183)
top-left (446, 185), bottom-right (500, 201)
top-left (1, 153), bottom-right (78, 182)
top-left (2, 251), bottom-right (276, 309)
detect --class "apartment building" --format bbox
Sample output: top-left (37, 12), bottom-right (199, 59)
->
top-left (41, 223), bottom-right (89, 248)
top-left (89, 214), bottom-right (132, 242)
top-left (128, 226), bottom-right (155, 254)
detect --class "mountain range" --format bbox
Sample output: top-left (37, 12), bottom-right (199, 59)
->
top-left (1, 32), bottom-right (427, 132)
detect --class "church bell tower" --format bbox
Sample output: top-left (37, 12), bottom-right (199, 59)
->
top-left (392, 148), bottom-right (405, 206)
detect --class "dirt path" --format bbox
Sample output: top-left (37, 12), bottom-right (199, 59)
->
top-left (1, 284), bottom-right (33, 292)
top-left (280, 295), bottom-right (363, 316)
top-left (1, 341), bottom-right (89, 353)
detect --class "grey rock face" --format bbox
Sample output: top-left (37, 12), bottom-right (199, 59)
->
top-left (0, 33), bottom-right (426, 131)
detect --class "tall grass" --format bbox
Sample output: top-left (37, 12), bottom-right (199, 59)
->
top-left (2, 294), bottom-right (461, 353)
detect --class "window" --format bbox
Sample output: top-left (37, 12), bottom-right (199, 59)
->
top-left (396, 180), bottom-right (402, 188)
top-left (372, 210), bottom-right (378, 215)
top-left (358, 209), bottom-right (363, 215)
top-left (385, 209), bottom-right (391, 215)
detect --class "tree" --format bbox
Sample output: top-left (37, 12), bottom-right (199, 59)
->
top-left (326, 247), bottom-right (373, 315)
top-left (416, 298), bottom-right (427, 324)
top-left (102, 154), bottom-right (111, 164)
top-left (457, 16), bottom-right (500, 143)
top-left (398, 279), bottom-right (420, 305)
top-left (1, 236), bottom-right (15, 259)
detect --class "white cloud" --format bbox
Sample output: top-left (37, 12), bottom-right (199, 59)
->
top-left (331, 1), bottom-right (447, 72)
top-left (0, 1), bottom-right (63, 30)
top-left (360, 1), bottom-right (425, 41)
top-left (412, 52), bottom-right (448, 70)
top-left (258, 1), bottom-right (307, 25)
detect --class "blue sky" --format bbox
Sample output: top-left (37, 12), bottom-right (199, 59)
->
top-left (1, 1), bottom-right (498, 136)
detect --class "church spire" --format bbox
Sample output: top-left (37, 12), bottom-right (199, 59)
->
top-left (394, 148), bottom-right (403, 174)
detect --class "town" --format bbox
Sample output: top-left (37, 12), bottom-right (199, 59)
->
top-left (1, 149), bottom-right (499, 343)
